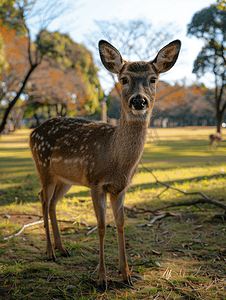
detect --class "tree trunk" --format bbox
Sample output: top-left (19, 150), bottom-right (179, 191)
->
top-left (0, 64), bottom-right (38, 135)
top-left (216, 111), bottom-right (223, 133)
top-left (33, 113), bottom-right (40, 127)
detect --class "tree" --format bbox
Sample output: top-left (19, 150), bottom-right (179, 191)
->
top-left (216, 0), bottom-right (226, 10)
top-left (0, 33), bottom-right (8, 73)
top-left (0, 28), bottom-right (103, 130)
top-left (187, 4), bottom-right (226, 133)
top-left (86, 19), bottom-right (178, 97)
top-left (0, 0), bottom-right (78, 134)
top-left (24, 31), bottom-right (103, 120)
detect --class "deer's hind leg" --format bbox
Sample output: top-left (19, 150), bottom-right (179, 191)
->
top-left (39, 183), bottom-right (56, 261)
top-left (91, 185), bottom-right (107, 290)
top-left (49, 180), bottom-right (71, 257)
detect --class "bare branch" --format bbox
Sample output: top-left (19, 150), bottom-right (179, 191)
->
top-left (140, 164), bottom-right (226, 211)
top-left (3, 220), bottom-right (44, 240)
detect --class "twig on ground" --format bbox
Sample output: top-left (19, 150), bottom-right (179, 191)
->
top-left (86, 225), bottom-right (97, 235)
top-left (137, 212), bottom-right (179, 227)
top-left (88, 264), bottom-right (99, 278)
top-left (3, 218), bottom-right (89, 240)
top-left (0, 213), bottom-right (42, 218)
top-left (3, 220), bottom-right (44, 240)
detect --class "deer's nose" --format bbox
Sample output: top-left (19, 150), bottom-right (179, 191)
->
top-left (130, 97), bottom-right (147, 110)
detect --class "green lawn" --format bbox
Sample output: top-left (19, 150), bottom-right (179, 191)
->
top-left (0, 127), bottom-right (226, 299)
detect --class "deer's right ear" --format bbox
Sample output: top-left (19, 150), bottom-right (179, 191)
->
top-left (99, 40), bottom-right (124, 74)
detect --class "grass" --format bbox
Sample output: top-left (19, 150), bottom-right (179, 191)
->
top-left (0, 127), bottom-right (226, 299)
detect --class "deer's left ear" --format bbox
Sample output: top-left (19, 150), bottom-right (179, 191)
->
top-left (99, 40), bottom-right (125, 74)
top-left (152, 40), bottom-right (181, 74)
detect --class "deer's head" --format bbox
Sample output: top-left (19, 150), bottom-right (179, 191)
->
top-left (99, 39), bottom-right (181, 122)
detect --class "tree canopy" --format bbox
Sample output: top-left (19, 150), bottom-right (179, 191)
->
top-left (0, 0), bottom-right (103, 133)
top-left (187, 4), bottom-right (226, 133)
top-left (0, 33), bottom-right (8, 73)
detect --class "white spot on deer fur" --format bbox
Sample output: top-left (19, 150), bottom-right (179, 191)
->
top-left (97, 144), bottom-right (101, 150)
top-left (41, 141), bottom-right (44, 146)
top-left (38, 145), bottom-right (41, 150)
top-left (40, 153), bottom-right (42, 157)
top-left (41, 136), bottom-right (44, 140)
top-left (80, 145), bottom-right (84, 150)
top-left (42, 147), bottom-right (45, 151)
top-left (43, 163), bottom-right (46, 167)
top-left (64, 159), bottom-right (70, 163)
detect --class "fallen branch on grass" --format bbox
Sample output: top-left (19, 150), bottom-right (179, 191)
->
top-left (137, 212), bottom-right (200, 227)
top-left (3, 220), bottom-right (44, 240)
top-left (3, 219), bottom-right (91, 240)
top-left (138, 164), bottom-right (226, 211)
top-left (86, 225), bottom-right (97, 235)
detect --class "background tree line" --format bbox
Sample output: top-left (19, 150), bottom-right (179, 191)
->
top-left (0, 0), bottom-right (226, 133)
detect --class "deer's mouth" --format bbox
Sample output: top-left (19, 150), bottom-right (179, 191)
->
top-left (130, 97), bottom-right (148, 115)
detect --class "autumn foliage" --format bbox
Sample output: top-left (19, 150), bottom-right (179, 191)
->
top-left (0, 20), bottom-right (103, 131)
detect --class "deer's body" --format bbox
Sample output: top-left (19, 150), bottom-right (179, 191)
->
top-left (30, 117), bottom-right (145, 194)
top-left (209, 133), bottom-right (222, 147)
top-left (29, 39), bottom-right (181, 290)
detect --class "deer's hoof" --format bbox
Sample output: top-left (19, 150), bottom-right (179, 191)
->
top-left (123, 278), bottom-right (133, 286)
top-left (98, 280), bottom-right (107, 292)
top-left (47, 256), bottom-right (57, 263)
top-left (61, 251), bottom-right (71, 258)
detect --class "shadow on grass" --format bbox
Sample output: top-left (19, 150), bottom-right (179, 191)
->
top-left (0, 171), bottom-right (224, 206)
top-left (64, 190), bottom-right (91, 198)
top-left (143, 139), bottom-right (226, 161)
top-left (128, 172), bottom-right (226, 193)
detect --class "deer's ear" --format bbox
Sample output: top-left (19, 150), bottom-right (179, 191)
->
top-left (99, 40), bottom-right (125, 74)
top-left (152, 40), bottom-right (181, 74)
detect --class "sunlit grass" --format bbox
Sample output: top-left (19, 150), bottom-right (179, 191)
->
top-left (0, 127), bottom-right (226, 299)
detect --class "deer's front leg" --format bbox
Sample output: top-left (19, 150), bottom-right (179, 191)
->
top-left (91, 185), bottom-right (107, 290)
top-left (110, 192), bottom-right (132, 286)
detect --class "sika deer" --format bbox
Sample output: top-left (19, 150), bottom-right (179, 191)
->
top-left (209, 132), bottom-right (222, 148)
top-left (29, 39), bottom-right (181, 290)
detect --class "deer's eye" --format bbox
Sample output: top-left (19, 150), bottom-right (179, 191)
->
top-left (150, 78), bottom-right (156, 84)
top-left (121, 77), bottom-right (128, 85)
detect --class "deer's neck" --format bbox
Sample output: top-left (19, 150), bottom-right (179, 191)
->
top-left (112, 112), bottom-right (149, 169)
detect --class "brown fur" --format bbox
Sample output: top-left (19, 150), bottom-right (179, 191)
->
top-left (29, 39), bottom-right (181, 290)
top-left (209, 133), bottom-right (222, 147)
